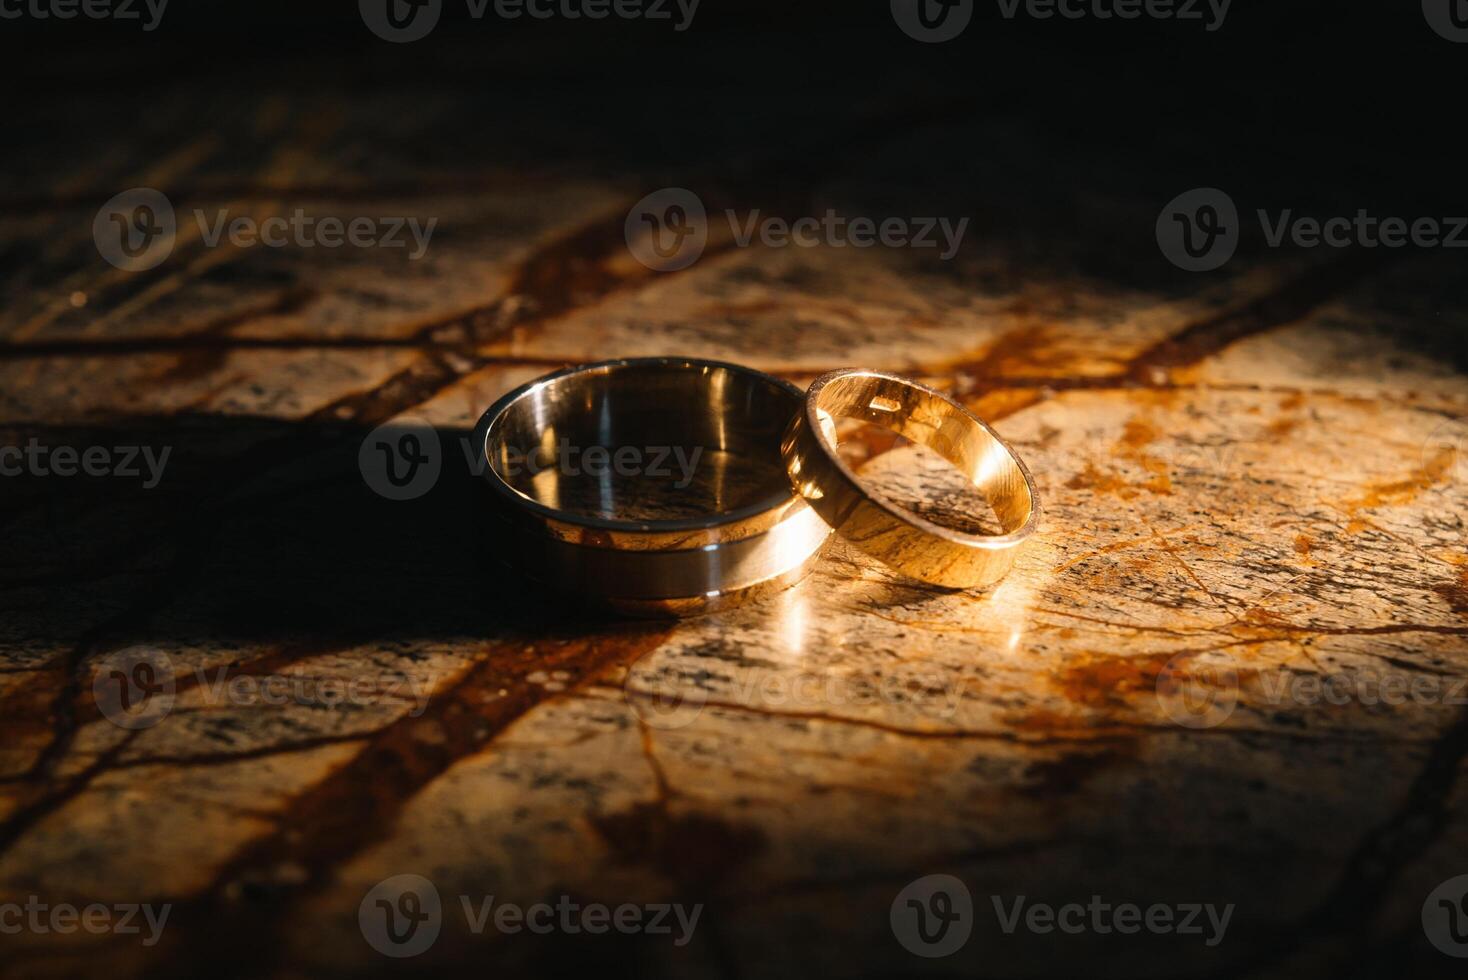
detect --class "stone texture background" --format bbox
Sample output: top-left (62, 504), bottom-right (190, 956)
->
top-left (0, 10), bottom-right (1464, 979)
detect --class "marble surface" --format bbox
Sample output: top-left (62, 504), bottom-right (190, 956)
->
top-left (0, 29), bottom-right (1465, 980)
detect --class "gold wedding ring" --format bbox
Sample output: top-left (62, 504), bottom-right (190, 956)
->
top-left (477, 360), bottom-right (1039, 613)
top-left (475, 358), bottom-right (831, 616)
top-left (781, 369), bottom-right (1040, 589)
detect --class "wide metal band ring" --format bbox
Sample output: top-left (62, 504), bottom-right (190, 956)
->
top-left (474, 357), bottom-right (831, 616)
top-left (781, 368), bottom-right (1040, 590)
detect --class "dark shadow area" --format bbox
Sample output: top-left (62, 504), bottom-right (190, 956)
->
top-left (0, 411), bottom-right (605, 648)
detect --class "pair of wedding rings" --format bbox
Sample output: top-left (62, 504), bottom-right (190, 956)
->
top-left (473, 358), bottom-right (1039, 616)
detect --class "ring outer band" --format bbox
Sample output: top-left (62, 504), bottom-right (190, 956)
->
top-left (474, 357), bottom-right (832, 617)
top-left (780, 368), bottom-right (1041, 590)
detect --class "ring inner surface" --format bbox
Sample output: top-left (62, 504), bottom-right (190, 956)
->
top-left (488, 363), bottom-right (796, 525)
top-left (815, 374), bottom-right (1032, 536)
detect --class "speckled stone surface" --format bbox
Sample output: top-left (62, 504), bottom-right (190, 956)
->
top-left (0, 24), bottom-right (1464, 980)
